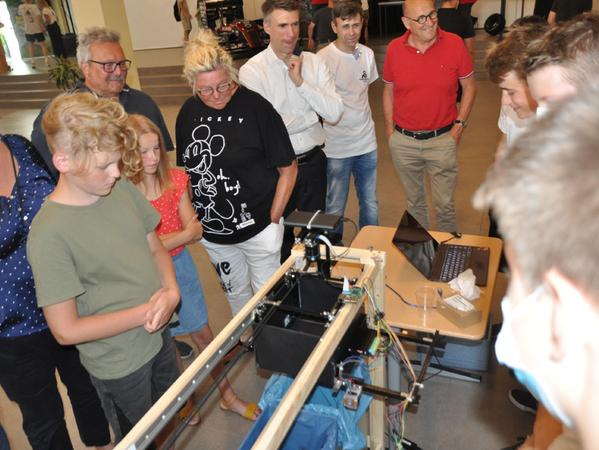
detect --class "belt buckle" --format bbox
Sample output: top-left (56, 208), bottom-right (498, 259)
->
top-left (413, 130), bottom-right (429, 139)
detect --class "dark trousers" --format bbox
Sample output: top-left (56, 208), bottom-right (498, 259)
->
top-left (533, 0), bottom-right (552, 18)
top-left (281, 146), bottom-right (327, 262)
top-left (0, 425), bottom-right (9, 450)
top-left (47, 22), bottom-right (66, 59)
top-left (0, 329), bottom-right (110, 450)
top-left (488, 209), bottom-right (508, 272)
top-left (89, 330), bottom-right (179, 443)
top-left (457, 3), bottom-right (474, 17)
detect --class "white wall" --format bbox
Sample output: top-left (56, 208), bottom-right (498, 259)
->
top-left (124, 0), bottom-right (194, 50)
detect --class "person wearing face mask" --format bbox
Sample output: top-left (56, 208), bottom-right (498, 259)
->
top-left (489, 17), bottom-right (599, 450)
top-left (30, 27), bottom-right (173, 181)
top-left (474, 83), bottom-right (599, 450)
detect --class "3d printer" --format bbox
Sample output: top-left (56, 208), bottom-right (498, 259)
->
top-left (115, 211), bottom-right (431, 450)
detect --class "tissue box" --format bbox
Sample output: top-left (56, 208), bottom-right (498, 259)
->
top-left (437, 295), bottom-right (482, 328)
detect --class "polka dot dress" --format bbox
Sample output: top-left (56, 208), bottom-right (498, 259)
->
top-left (0, 135), bottom-right (55, 337)
top-left (150, 168), bottom-right (188, 257)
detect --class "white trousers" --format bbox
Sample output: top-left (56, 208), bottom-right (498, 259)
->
top-left (200, 221), bottom-right (284, 316)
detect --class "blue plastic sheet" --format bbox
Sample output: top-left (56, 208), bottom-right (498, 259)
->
top-left (239, 361), bottom-right (372, 450)
top-left (240, 401), bottom-right (338, 450)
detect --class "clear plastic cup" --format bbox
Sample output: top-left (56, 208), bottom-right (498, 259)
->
top-left (414, 286), bottom-right (441, 312)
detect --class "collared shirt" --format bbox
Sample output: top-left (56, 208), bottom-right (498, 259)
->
top-left (239, 45), bottom-right (343, 154)
top-left (383, 28), bottom-right (473, 130)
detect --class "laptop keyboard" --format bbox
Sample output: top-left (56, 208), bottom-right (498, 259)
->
top-left (440, 245), bottom-right (472, 282)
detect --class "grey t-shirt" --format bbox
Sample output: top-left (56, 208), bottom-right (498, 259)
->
top-left (27, 179), bottom-right (163, 380)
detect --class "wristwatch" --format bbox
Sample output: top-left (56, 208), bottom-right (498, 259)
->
top-left (454, 119), bottom-right (468, 128)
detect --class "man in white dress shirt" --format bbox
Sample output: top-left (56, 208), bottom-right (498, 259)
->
top-left (239, 0), bottom-right (343, 261)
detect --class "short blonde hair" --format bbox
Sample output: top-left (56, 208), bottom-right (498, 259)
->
top-left (182, 29), bottom-right (238, 90)
top-left (124, 114), bottom-right (173, 191)
top-left (42, 92), bottom-right (137, 173)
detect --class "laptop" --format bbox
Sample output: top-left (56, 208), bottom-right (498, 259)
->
top-left (391, 211), bottom-right (490, 286)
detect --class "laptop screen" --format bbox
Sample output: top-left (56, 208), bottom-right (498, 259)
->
top-left (391, 211), bottom-right (439, 279)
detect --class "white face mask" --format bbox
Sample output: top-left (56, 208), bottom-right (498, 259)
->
top-left (495, 286), bottom-right (576, 428)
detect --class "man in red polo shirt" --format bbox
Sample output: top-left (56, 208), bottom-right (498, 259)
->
top-left (382, 0), bottom-right (476, 232)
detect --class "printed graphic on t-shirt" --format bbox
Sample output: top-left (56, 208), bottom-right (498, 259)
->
top-left (182, 123), bottom-right (255, 236)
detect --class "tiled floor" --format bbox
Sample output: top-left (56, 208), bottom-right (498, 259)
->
top-left (0, 34), bottom-right (536, 450)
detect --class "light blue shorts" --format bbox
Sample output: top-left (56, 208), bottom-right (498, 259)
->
top-left (169, 247), bottom-right (209, 336)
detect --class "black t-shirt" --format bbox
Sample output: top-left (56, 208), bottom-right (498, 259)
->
top-left (437, 8), bottom-right (475, 40)
top-left (312, 7), bottom-right (336, 43)
top-left (175, 86), bottom-right (295, 245)
top-left (550, 0), bottom-right (592, 22)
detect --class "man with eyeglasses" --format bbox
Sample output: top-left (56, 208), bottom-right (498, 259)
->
top-left (382, 0), bottom-right (476, 233)
top-left (239, 0), bottom-right (343, 261)
top-left (31, 27), bottom-right (173, 181)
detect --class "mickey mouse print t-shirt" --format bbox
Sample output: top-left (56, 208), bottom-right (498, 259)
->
top-left (175, 85), bottom-right (295, 245)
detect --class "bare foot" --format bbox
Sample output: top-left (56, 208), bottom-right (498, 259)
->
top-left (220, 396), bottom-right (261, 421)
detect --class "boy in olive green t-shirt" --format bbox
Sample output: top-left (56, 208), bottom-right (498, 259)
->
top-left (27, 93), bottom-right (180, 442)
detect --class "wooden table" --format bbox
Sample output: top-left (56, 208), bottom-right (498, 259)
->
top-left (349, 226), bottom-right (503, 340)
top-left (339, 225), bottom-right (503, 387)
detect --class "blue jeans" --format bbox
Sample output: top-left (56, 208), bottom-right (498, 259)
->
top-left (326, 150), bottom-right (379, 239)
top-left (170, 248), bottom-right (209, 335)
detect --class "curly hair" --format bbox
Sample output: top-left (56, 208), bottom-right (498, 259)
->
top-left (41, 92), bottom-right (137, 174)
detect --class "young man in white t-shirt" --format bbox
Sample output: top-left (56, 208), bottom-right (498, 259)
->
top-left (317, 0), bottom-right (378, 242)
top-left (485, 23), bottom-right (547, 161)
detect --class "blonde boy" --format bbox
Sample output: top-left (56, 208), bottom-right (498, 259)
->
top-left (27, 93), bottom-right (180, 442)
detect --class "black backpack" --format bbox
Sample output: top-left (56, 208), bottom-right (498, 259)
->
top-left (174, 0), bottom-right (181, 22)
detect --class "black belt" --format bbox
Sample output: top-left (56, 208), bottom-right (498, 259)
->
top-left (395, 123), bottom-right (453, 140)
top-left (296, 145), bottom-right (322, 164)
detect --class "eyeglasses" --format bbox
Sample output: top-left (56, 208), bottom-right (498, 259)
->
top-left (87, 59), bottom-right (132, 73)
top-left (404, 10), bottom-right (438, 25)
top-left (195, 81), bottom-right (234, 97)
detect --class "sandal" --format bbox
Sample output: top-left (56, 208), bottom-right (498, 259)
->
top-left (179, 400), bottom-right (201, 426)
top-left (219, 400), bottom-right (261, 421)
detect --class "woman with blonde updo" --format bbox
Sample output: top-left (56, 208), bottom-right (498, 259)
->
top-left (175, 31), bottom-right (297, 331)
